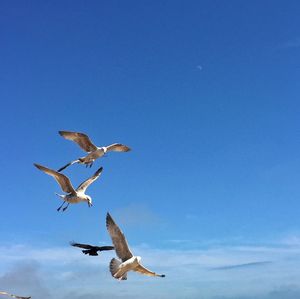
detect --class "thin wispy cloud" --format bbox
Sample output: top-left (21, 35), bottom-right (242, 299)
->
top-left (213, 285), bottom-right (300, 299)
top-left (1, 238), bottom-right (300, 298)
top-left (0, 261), bottom-right (51, 299)
top-left (211, 261), bottom-right (272, 271)
top-left (279, 234), bottom-right (300, 246)
top-left (113, 203), bottom-right (161, 227)
top-left (279, 37), bottom-right (300, 49)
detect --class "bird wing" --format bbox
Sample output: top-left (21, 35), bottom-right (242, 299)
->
top-left (106, 143), bottom-right (131, 152)
top-left (59, 131), bottom-right (98, 152)
top-left (98, 245), bottom-right (115, 251)
top-left (70, 241), bottom-right (94, 249)
top-left (0, 292), bottom-right (31, 299)
top-left (76, 167), bottom-right (103, 192)
top-left (70, 242), bottom-right (114, 251)
top-left (57, 159), bottom-right (80, 172)
top-left (106, 213), bottom-right (133, 262)
top-left (34, 163), bottom-right (76, 194)
top-left (0, 292), bottom-right (10, 297)
top-left (133, 263), bottom-right (165, 277)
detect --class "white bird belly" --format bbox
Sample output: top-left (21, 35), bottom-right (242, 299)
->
top-left (116, 256), bottom-right (140, 276)
top-left (65, 195), bottom-right (84, 204)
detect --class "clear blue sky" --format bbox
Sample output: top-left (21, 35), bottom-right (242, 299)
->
top-left (1, 1), bottom-right (300, 298)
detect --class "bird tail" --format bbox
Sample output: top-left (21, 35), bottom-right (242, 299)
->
top-left (109, 258), bottom-right (127, 280)
top-left (57, 159), bottom-right (79, 172)
top-left (55, 193), bottom-right (65, 200)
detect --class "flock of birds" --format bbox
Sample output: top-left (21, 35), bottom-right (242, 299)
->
top-left (1, 131), bottom-right (165, 299)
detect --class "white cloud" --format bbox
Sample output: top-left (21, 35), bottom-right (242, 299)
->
top-left (213, 285), bottom-right (300, 299)
top-left (1, 239), bottom-right (300, 299)
top-left (0, 261), bottom-right (51, 299)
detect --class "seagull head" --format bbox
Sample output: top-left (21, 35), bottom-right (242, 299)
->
top-left (86, 196), bottom-right (93, 207)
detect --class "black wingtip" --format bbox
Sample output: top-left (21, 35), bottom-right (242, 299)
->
top-left (161, 274), bottom-right (166, 277)
top-left (33, 163), bottom-right (42, 170)
top-left (57, 163), bottom-right (69, 172)
top-left (106, 212), bottom-right (114, 227)
top-left (92, 166), bottom-right (103, 177)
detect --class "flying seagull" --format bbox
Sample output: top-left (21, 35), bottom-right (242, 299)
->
top-left (70, 241), bottom-right (114, 256)
top-left (0, 291), bottom-right (31, 299)
top-left (34, 163), bottom-right (103, 211)
top-left (57, 131), bottom-right (131, 172)
top-left (106, 212), bottom-right (165, 280)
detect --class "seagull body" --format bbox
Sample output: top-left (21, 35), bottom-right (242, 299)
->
top-left (34, 163), bottom-right (103, 211)
top-left (70, 241), bottom-right (114, 256)
top-left (0, 291), bottom-right (31, 299)
top-left (57, 131), bottom-right (131, 172)
top-left (106, 213), bottom-right (165, 280)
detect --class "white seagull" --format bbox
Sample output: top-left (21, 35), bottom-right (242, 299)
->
top-left (0, 291), bottom-right (31, 299)
top-left (106, 212), bottom-right (165, 280)
top-left (34, 163), bottom-right (103, 211)
top-left (57, 131), bottom-right (131, 172)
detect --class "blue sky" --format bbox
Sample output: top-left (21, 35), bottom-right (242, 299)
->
top-left (1, 1), bottom-right (300, 298)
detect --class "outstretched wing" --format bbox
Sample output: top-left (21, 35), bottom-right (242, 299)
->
top-left (59, 131), bottom-right (98, 152)
top-left (76, 167), bottom-right (103, 192)
top-left (0, 291), bottom-right (31, 299)
top-left (98, 245), bottom-right (115, 251)
top-left (57, 159), bottom-right (80, 172)
top-left (34, 163), bottom-right (75, 194)
top-left (106, 213), bottom-right (133, 262)
top-left (70, 241), bottom-right (94, 250)
top-left (106, 143), bottom-right (131, 152)
top-left (134, 264), bottom-right (165, 277)
top-left (0, 292), bottom-right (10, 296)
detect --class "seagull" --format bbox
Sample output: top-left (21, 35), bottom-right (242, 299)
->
top-left (70, 241), bottom-right (114, 256)
top-left (57, 131), bottom-right (131, 172)
top-left (34, 163), bottom-right (103, 211)
top-left (0, 291), bottom-right (31, 299)
top-left (106, 212), bottom-right (165, 280)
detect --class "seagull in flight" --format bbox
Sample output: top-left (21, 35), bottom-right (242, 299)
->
top-left (70, 241), bottom-right (114, 256)
top-left (106, 212), bottom-right (165, 280)
top-left (34, 163), bottom-right (103, 211)
top-left (57, 131), bottom-right (131, 172)
top-left (0, 291), bottom-right (31, 299)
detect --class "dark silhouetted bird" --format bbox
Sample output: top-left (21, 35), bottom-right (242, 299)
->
top-left (70, 241), bottom-right (114, 256)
